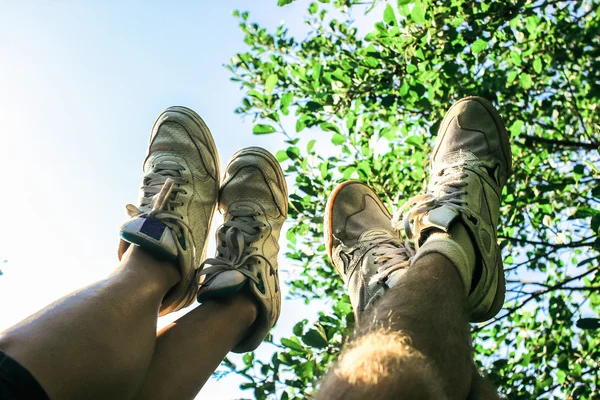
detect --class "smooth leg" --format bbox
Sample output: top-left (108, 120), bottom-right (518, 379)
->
top-left (318, 253), bottom-right (474, 400)
top-left (0, 246), bottom-right (180, 400)
top-left (134, 293), bottom-right (257, 400)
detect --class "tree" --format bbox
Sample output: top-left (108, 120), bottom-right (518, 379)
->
top-left (224, 0), bottom-right (600, 398)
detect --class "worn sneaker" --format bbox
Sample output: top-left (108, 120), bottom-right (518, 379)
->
top-left (325, 181), bottom-right (415, 321)
top-left (197, 147), bottom-right (288, 352)
top-left (393, 96), bottom-right (512, 322)
top-left (118, 106), bottom-right (220, 316)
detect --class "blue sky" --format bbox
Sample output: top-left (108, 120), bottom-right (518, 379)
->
top-left (0, 1), bottom-right (384, 398)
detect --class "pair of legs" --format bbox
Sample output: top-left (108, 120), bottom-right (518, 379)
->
top-left (0, 246), bottom-right (256, 399)
top-left (2, 106), bottom-right (288, 400)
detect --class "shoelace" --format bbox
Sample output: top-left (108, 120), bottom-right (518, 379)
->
top-left (125, 161), bottom-right (195, 251)
top-left (391, 159), bottom-right (469, 247)
top-left (359, 230), bottom-right (415, 286)
top-left (200, 208), bottom-right (278, 289)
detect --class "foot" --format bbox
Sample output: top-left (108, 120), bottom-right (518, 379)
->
top-left (118, 106), bottom-right (220, 316)
top-left (393, 96), bottom-right (512, 322)
top-left (325, 181), bottom-right (415, 320)
top-left (197, 147), bottom-right (288, 352)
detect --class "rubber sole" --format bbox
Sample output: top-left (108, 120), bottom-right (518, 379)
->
top-left (449, 96), bottom-right (513, 175)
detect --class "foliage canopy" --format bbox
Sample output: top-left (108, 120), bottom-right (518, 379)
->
top-left (225, 0), bottom-right (600, 398)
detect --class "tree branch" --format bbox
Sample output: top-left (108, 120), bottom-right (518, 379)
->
top-left (520, 135), bottom-right (599, 151)
top-left (474, 266), bottom-right (600, 332)
top-left (499, 235), bottom-right (594, 249)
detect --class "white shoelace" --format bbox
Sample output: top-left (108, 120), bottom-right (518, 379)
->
top-left (391, 160), bottom-right (469, 246)
top-left (359, 231), bottom-right (415, 286)
top-left (200, 208), bottom-right (278, 288)
top-left (125, 161), bottom-right (195, 249)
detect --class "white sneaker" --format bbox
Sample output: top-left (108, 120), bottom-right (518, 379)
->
top-left (198, 147), bottom-right (288, 352)
top-left (119, 106), bottom-right (220, 316)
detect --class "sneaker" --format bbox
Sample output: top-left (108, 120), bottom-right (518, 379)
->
top-left (197, 147), bottom-right (288, 352)
top-left (118, 106), bottom-right (220, 316)
top-left (393, 96), bottom-right (512, 322)
top-left (325, 181), bottom-right (415, 321)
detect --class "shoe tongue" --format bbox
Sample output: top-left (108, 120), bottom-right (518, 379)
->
top-left (359, 228), bottom-right (396, 242)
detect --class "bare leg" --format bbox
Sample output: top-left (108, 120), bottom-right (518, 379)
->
top-left (318, 253), bottom-right (473, 400)
top-left (134, 293), bottom-right (257, 400)
top-left (0, 246), bottom-right (179, 400)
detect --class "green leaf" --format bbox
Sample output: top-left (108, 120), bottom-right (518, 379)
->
top-left (319, 161), bottom-right (329, 179)
top-left (307, 139), bottom-right (316, 153)
top-left (533, 58), bottom-right (543, 74)
top-left (507, 70), bottom-right (518, 84)
top-left (265, 74), bottom-right (278, 94)
top-left (312, 64), bottom-right (322, 82)
top-left (383, 4), bottom-right (397, 26)
top-left (320, 122), bottom-right (341, 134)
top-left (281, 337), bottom-right (304, 351)
top-left (331, 133), bottom-right (345, 145)
top-left (519, 73), bottom-right (533, 89)
top-left (411, 1), bottom-right (425, 24)
top-left (591, 214), bottom-right (600, 233)
top-left (276, 150), bottom-right (289, 162)
top-left (296, 118), bottom-right (307, 133)
top-left (253, 124), bottom-right (277, 135)
top-left (510, 51), bottom-right (522, 66)
top-left (280, 92), bottom-right (294, 109)
top-left (471, 39), bottom-right (488, 54)
top-left (510, 120), bottom-right (524, 138)
top-left (308, 2), bottom-right (318, 14)
top-left (302, 329), bottom-right (328, 349)
top-left (277, 0), bottom-right (295, 6)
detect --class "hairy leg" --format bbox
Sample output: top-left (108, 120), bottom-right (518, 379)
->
top-left (134, 292), bottom-right (257, 400)
top-left (0, 246), bottom-right (179, 400)
top-left (318, 253), bottom-right (473, 400)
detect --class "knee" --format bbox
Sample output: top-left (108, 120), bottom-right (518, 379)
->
top-left (317, 330), bottom-right (447, 400)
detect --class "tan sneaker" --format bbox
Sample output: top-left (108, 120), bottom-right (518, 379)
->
top-left (393, 97), bottom-right (512, 322)
top-left (118, 106), bottom-right (220, 316)
top-left (325, 181), bottom-right (415, 321)
top-left (198, 147), bottom-right (288, 352)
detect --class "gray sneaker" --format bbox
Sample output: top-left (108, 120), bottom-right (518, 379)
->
top-left (118, 106), bottom-right (220, 316)
top-left (325, 181), bottom-right (415, 321)
top-left (198, 147), bottom-right (288, 352)
top-left (393, 96), bottom-right (512, 322)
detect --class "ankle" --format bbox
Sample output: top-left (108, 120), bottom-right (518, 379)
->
top-left (208, 290), bottom-right (258, 330)
top-left (118, 245), bottom-right (181, 291)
